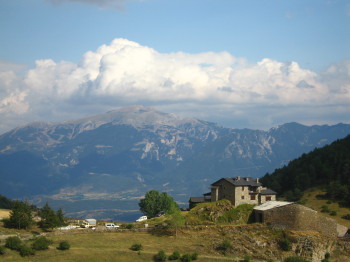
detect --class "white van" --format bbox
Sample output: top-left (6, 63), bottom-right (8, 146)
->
top-left (136, 216), bottom-right (147, 222)
top-left (105, 223), bottom-right (119, 228)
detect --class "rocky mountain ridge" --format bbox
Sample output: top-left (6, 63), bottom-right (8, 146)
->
top-left (1, 106), bottom-right (350, 220)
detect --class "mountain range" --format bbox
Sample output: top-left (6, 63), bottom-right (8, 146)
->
top-left (1, 105), bottom-right (350, 220)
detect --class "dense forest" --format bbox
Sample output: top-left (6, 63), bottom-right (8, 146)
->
top-left (261, 135), bottom-right (350, 204)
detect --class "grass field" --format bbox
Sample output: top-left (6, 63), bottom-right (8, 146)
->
top-left (0, 230), bottom-right (248, 262)
top-left (300, 189), bottom-right (350, 228)
top-left (0, 209), bottom-right (10, 219)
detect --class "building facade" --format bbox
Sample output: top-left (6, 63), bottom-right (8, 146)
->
top-left (210, 176), bottom-right (276, 206)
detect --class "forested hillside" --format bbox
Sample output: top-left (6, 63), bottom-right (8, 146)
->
top-left (261, 135), bottom-right (350, 205)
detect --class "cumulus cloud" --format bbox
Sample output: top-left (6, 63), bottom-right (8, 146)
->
top-left (46, 0), bottom-right (138, 9)
top-left (0, 38), bottom-right (349, 133)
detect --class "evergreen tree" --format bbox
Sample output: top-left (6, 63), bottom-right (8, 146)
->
top-left (4, 200), bottom-right (34, 229)
top-left (38, 202), bottom-right (61, 230)
top-left (56, 208), bottom-right (66, 226)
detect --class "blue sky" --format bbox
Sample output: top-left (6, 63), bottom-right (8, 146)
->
top-left (0, 0), bottom-right (349, 133)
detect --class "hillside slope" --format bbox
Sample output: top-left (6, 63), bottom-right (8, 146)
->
top-left (261, 135), bottom-right (350, 205)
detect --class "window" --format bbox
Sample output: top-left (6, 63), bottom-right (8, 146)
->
top-left (242, 186), bottom-right (244, 191)
top-left (266, 196), bottom-right (271, 201)
top-left (241, 196), bottom-right (244, 199)
top-left (250, 195), bottom-right (256, 200)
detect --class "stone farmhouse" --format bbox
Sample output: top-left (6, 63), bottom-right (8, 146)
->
top-left (189, 176), bottom-right (277, 209)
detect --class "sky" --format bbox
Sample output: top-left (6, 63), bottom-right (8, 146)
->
top-left (0, 0), bottom-right (349, 134)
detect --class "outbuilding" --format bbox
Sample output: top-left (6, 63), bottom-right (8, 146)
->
top-left (254, 201), bottom-right (347, 237)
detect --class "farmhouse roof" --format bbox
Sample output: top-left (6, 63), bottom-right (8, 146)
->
top-left (253, 201), bottom-right (293, 211)
top-left (211, 177), bottom-right (261, 187)
top-left (260, 188), bottom-right (277, 195)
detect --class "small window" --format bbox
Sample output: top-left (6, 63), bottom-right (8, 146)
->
top-left (266, 196), bottom-right (271, 201)
top-left (250, 195), bottom-right (256, 200)
top-left (242, 186), bottom-right (244, 191)
top-left (241, 196), bottom-right (244, 199)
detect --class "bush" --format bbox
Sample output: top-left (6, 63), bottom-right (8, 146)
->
top-left (279, 238), bottom-right (292, 251)
top-left (0, 246), bottom-right (6, 255)
top-left (168, 250), bottom-right (181, 260)
top-left (154, 250), bottom-right (167, 261)
top-left (125, 224), bottom-right (134, 229)
top-left (321, 252), bottom-right (331, 262)
top-left (32, 236), bottom-right (52, 250)
top-left (191, 252), bottom-right (198, 260)
top-left (5, 236), bottom-right (22, 250)
top-left (325, 252), bottom-right (331, 259)
top-left (321, 205), bottom-right (330, 213)
top-left (243, 255), bottom-right (251, 262)
top-left (342, 214), bottom-right (350, 220)
top-left (18, 245), bottom-right (35, 257)
top-left (130, 243), bottom-right (142, 251)
top-left (330, 211), bottom-right (337, 216)
top-left (180, 253), bottom-right (192, 262)
top-left (283, 256), bottom-right (310, 262)
top-left (217, 239), bottom-right (232, 252)
top-left (57, 241), bottom-right (70, 250)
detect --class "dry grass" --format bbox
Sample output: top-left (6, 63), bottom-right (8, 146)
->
top-left (0, 230), bottom-right (245, 262)
top-left (0, 209), bottom-right (10, 219)
top-left (300, 189), bottom-right (350, 228)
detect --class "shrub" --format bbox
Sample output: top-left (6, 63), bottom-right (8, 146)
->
top-left (130, 243), bottom-right (142, 251)
top-left (32, 236), bottom-right (52, 250)
top-left (217, 239), bottom-right (232, 252)
top-left (330, 211), bottom-right (337, 216)
top-left (191, 252), bottom-right (198, 260)
top-left (5, 236), bottom-right (22, 251)
top-left (342, 214), bottom-right (350, 220)
top-left (125, 224), bottom-right (134, 229)
top-left (154, 250), bottom-right (167, 261)
top-left (243, 255), bottom-right (251, 262)
top-left (283, 256), bottom-right (310, 262)
top-left (18, 245), bottom-right (35, 257)
top-left (168, 250), bottom-right (181, 260)
top-left (279, 238), bottom-right (292, 251)
top-left (57, 241), bottom-right (70, 250)
top-left (325, 252), bottom-right (331, 259)
top-left (0, 246), bottom-right (6, 255)
top-left (321, 205), bottom-right (330, 213)
top-left (180, 253), bottom-right (192, 262)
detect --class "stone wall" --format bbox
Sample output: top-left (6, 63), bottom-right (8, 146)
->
top-left (257, 204), bottom-right (338, 237)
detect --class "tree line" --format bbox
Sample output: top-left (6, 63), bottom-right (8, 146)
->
top-left (3, 200), bottom-right (66, 230)
top-left (260, 135), bottom-right (350, 204)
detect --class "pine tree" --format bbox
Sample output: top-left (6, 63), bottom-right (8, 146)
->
top-left (38, 202), bottom-right (60, 230)
top-left (5, 200), bottom-right (34, 229)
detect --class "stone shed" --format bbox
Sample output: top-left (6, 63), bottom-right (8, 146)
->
top-left (254, 201), bottom-right (347, 237)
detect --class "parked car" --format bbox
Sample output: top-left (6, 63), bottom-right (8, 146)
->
top-left (105, 223), bottom-right (119, 228)
top-left (136, 216), bottom-right (147, 222)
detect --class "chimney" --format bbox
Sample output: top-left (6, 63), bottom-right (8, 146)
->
top-left (237, 176), bottom-right (240, 180)
top-left (245, 177), bottom-right (249, 181)
top-left (257, 178), bottom-right (259, 183)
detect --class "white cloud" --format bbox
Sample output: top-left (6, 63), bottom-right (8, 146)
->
top-left (0, 38), bottom-right (349, 133)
